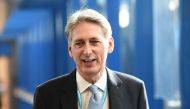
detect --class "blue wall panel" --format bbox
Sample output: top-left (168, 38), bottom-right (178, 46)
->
top-left (11, 9), bottom-right (56, 109)
top-left (134, 0), bottom-right (163, 109)
top-left (106, 0), bottom-right (121, 71)
top-left (180, 0), bottom-right (190, 108)
top-left (54, 0), bottom-right (70, 75)
top-left (0, 43), bottom-right (12, 56)
top-left (87, 0), bottom-right (99, 10)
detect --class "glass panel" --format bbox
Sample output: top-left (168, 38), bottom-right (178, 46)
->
top-left (153, 0), bottom-right (180, 108)
top-left (119, 0), bottom-right (136, 73)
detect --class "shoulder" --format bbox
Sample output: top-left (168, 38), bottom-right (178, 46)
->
top-left (107, 68), bottom-right (145, 87)
top-left (107, 68), bottom-right (149, 108)
top-left (116, 71), bottom-right (143, 84)
top-left (35, 70), bottom-right (76, 93)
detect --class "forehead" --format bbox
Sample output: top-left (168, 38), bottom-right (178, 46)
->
top-left (71, 22), bottom-right (104, 40)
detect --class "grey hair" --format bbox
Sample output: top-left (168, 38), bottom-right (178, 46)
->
top-left (65, 9), bottom-right (112, 44)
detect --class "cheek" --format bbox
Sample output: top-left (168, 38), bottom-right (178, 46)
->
top-left (71, 50), bottom-right (81, 60)
top-left (98, 48), bottom-right (108, 59)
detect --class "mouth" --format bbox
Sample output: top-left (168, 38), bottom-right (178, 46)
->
top-left (82, 59), bottom-right (96, 63)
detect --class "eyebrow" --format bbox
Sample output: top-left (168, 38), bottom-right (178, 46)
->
top-left (90, 37), bottom-right (99, 40)
top-left (73, 39), bottom-right (84, 42)
top-left (73, 36), bottom-right (100, 42)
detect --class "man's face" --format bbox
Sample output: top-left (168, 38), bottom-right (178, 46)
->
top-left (68, 22), bottom-right (114, 81)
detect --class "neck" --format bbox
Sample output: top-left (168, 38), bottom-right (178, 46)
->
top-left (82, 72), bottom-right (103, 84)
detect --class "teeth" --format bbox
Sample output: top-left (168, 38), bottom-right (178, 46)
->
top-left (84, 60), bottom-right (93, 62)
top-left (82, 59), bottom-right (95, 62)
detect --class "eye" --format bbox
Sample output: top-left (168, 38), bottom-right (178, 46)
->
top-left (74, 41), bottom-right (84, 48)
top-left (90, 40), bottom-right (100, 45)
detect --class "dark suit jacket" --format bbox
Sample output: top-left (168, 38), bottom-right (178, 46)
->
top-left (33, 68), bottom-right (149, 109)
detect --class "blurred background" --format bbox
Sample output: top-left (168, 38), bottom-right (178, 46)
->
top-left (0, 0), bottom-right (190, 109)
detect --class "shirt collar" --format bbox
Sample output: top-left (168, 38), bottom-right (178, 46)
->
top-left (76, 68), bottom-right (107, 93)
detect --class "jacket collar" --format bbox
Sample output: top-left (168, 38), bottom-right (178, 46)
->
top-left (59, 70), bottom-right (78, 109)
top-left (107, 68), bottom-right (124, 109)
top-left (59, 68), bottom-right (124, 109)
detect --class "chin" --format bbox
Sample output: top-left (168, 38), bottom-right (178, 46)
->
top-left (82, 68), bottom-right (100, 74)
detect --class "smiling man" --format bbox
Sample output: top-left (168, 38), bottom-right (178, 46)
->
top-left (33, 8), bottom-right (149, 109)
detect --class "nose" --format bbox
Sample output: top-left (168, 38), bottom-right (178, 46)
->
top-left (83, 43), bottom-right (93, 55)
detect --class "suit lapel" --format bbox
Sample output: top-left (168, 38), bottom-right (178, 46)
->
top-left (107, 68), bottom-right (124, 109)
top-left (57, 68), bottom-right (126, 109)
top-left (59, 70), bottom-right (78, 109)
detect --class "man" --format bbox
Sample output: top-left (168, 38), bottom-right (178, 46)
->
top-left (33, 8), bottom-right (149, 109)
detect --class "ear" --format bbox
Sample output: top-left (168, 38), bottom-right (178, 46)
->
top-left (108, 37), bottom-right (114, 53)
top-left (68, 45), bottom-right (73, 58)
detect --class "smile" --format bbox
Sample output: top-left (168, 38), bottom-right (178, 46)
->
top-left (82, 59), bottom-right (96, 63)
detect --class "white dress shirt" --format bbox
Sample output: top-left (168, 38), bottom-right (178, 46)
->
top-left (76, 69), bottom-right (109, 109)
